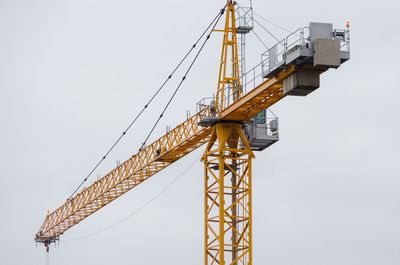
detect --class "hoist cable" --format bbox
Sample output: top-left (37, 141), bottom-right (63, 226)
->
top-left (253, 12), bottom-right (293, 34)
top-left (66, 7), bottom-right (226, 201)
top-left (253, 18), bottom-right (281, 43)
top-left (140, 8), bottom-right (225, 149)
top-left (236, 3), bottom-right (287, 46)
top-left (236, 3), bottom-right (293, 35)
top-left (251, 29), bottom-right (269, 50)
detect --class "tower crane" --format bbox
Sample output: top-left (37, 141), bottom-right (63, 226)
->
top-left (35, 1), bottom-right (350, 264)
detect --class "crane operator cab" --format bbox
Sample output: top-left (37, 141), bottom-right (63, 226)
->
top-left (244, 109), bottom-right (279, 151)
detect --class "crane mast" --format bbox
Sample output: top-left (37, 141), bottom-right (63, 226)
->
top-left (204, 2), bottom-right (253, 264)
top-left (35, 1), bottom-right (350, 264)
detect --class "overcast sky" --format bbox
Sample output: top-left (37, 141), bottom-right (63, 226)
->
top-left (1, 0), bottom-right (400, 264)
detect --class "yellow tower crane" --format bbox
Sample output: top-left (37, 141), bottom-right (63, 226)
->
top-left (35, 1), bottom-right (350, 264)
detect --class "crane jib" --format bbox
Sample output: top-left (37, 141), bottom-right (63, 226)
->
top-left (37, 64), bottom-right (309, 243)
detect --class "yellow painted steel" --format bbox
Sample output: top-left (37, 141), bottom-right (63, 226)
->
top-left (215, 1), bottom-right (241, 114)
top-left (220, 64), bottom-right (296, 121)
top-left (203, 122), bottom-right (254, 265)
top-left (35, 107), bottom-right (212, 242)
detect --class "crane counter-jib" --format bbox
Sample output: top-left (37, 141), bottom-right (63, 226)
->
top-left (219, 65), bottom-right (297, 121)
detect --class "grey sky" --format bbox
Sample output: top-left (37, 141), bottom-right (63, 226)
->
top-left (1, 0), bottom-right (399, 264)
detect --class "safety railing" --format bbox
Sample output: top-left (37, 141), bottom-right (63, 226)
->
top-left (236, 5), bottom-right (254, 30)
top-left (240, 60), bottom-right (265, 95)
top-left (201, 25), bottom-right (350, 115)
top-left (333, 28), bottom-right (351, 52)
top-left (263, 109), bottom-right (279, 137)
top-left (244, 108), bottom-right (279, 141)
top-left (261, 26), bottom-right (351, 76)
top-left (261, 27), bottom-right (307, 76)
top-left (196, 97), bottom-right (214, 113)
top-left (217, 58), bottom-right (265, 111)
